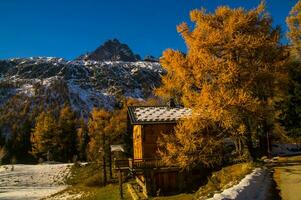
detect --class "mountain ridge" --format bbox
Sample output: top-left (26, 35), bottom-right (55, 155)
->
top-left (0, 56), bottom-right (164, 119)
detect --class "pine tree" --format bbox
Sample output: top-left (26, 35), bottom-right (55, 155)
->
top-left (278, 62), bottom-right (301, 139)
top-left (278, 1), bottom-right (301, 140)
top-left (156, 2), bottom-right (288, 168)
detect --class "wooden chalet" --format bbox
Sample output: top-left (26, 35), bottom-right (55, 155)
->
top-left (115, 105), bottom-right (191, 197)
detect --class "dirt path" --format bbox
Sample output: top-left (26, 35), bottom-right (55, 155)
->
top-left (273, 155), bottom-right (301, 200)
top-left (0, 164), bottom-right (72, 200)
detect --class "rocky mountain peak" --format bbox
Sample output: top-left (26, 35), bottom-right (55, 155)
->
top-left (84, 39), bottom-right (141, 62)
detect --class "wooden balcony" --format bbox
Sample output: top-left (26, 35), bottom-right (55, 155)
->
top-left (114, 158), bottom-right (168, 171)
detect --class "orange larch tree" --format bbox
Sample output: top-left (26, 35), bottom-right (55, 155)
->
top-left (156, 2), bottom-right (288, 169)
top-left (287, 0), bottom-right (301, 59)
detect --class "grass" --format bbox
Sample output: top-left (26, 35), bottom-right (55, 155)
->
top-left (54, 162), bottom-right (131, 200)
top-left (72, 185), bottom-right (131, 200)
top-left (50, 162), bottom-right (254, 200)
top-left (152, 193), bottom-right (196, 200)
top-left (46, 184), bottom-right (132, 200)
top-left (66, 162), bottom-right (104, 186)
top-left (195, 162), bottom-right (254, 199)
top-left (62, 163), bottom-right (196, 200)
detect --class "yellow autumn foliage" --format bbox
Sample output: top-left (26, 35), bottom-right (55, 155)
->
top-left (87, 108), bottom-right (111, 161)
top-left (156, 2), bottom-right (288, 169)
top-left (287, 0), bottom-right (301, 59)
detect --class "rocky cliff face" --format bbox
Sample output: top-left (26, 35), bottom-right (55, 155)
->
top-left (82, 39), bottom-right (141, 62)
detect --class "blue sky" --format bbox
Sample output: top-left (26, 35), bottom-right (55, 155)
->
top-left (0, 0), bottom-right (298, 60)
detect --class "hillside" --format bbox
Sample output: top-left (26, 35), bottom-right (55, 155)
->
top-left (0, 57), bottom-right (163, 118)
top-left (0, 40), bottom-right (163, 163)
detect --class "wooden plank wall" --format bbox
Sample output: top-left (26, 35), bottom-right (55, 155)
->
top-left (143, 124), bottom-right (175, 158)
top-left (132, 123), bottom-right (183, 196)
top-left (154, 171), bottom-right (178, 193)
top-left (133, 125), bottom-right (143, 159)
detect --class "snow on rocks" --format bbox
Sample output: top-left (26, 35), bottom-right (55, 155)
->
top-left (207, 168), bottom-right (272, 200)
top-left (1, 57), bottom-right (163, 117)
top-left (16, 84), bottom-right (35, 97)
top-left (0, 163), bottom-right (72, 200)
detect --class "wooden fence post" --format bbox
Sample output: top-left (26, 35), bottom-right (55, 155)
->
top-left (118, 169), bottom-right (123, 199)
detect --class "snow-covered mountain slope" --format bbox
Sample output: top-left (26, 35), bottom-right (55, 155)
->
top-left (0, 57), bottom-right (164, 117)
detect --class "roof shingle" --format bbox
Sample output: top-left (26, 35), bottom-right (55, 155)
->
top-left (128, 106), bottom-right (191, 124)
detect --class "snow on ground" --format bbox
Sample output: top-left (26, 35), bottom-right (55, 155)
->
top-left (45, 190), bottom-right (83, 200)
top-left (207, 168), bottom-right (272, 200)
top-left (0, 164), bottom-right (72, 200)
top-left (272, 143), bottom-right (301, 156)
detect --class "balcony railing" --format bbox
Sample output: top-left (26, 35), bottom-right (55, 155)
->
top-left (114, 159), bottom-right (131, 170)
top-left (132, 158), bottom-right (165, 169)
top-left (114, 158), bottom-right (168, 171)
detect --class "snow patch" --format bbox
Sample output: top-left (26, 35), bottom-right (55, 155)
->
top-left (0, 164), bottom-right (72, 200)
top-left (41, 76), bottom-right (60, 87)
top-left (207, 168), bottom-right (271, 200)
top-left (67, 80), bottom-right (114, 112)
top-left (46, 191), bottom-right (83, 200)
top-left (16, 84), bottom-right (35, 97)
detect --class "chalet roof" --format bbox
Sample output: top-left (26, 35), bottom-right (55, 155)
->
top-left (128, 106), bottom-right (192, 125)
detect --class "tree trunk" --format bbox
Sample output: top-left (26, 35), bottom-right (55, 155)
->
top-left (238, 137), bottom-right (242, 157)
top-left (245, 118), bottom-right (255, 161)
top-left (266, 131), bottom-right (271, 158)
top-left (234, 138), bottom-right (239, 154)
top-left (102, 132), bottom-right (107, 185)
top-left (109, 146), bottom-right (113, 179)
top-left (118, 169), bottom-right (123, 199)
